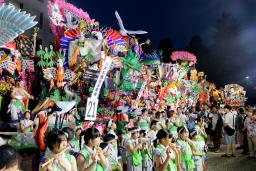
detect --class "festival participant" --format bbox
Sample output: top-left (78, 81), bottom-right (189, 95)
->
top-left (8, 81), bottom-right (34, 121)
top-left (141, 109), bottom-right (150, 122)
top-left (48, 112), bottom-right (58, 130)
top-left (195, 117), bottom-right (208, 142)
top-left (34, 110), bottom-right (49, 152)
top-left (10, 110), bottom-right (37, 150)
top-left (176, 107), bottom-right (187, 127)
top-left (150, 109), bottom-right (157, 120)
top-left (186, 108), bottom-right (196, 132)
top-left (20, 110), bottom-right (33, 133)
top-left (153, 129), bottom-right (178, 171)
top-left (62, 127), bottom-right (80, 155)
top-left (244, 109), bottom-right (256, 159)
top-left (139, 129), bottom-right (153, 171)
top-left (0, 145), bottom-right (20, 171)
top-left (39, 129), bottom-right (77, 171)
top-left (167, 110), bottom-right (179, 140)
top-left (107, 119), bottom-right (117, 138)
top-left (140, 109), bottom-right (150, 131)
top-left (148, 120), bottom-right (160, 142)
top-left (75, 128), bottom-right (82, 141)
top-left (99, 143), bottom-right (115, 171)
top-left (67, 109), bottom-right (77, 129)
top-left (190, 130), bottom-right (205, 171)
top-left (222, 105), bottom-right (237, 157)
top-left (161, 110), bottom-right (167, 119)
top-left (196, 117), bottom-right (209, 167)
top-left (76, 127), bottom-right (108, 171)
top-left (191, 107), bottom-right (198, 118)
top-left (167, 106), bottom-right (171, 113)
top-left (198, 105), bottom-right (209, 119)
top-left (104, 134), bottom-right (122, 171)
top-left (155, 111), bottom-right (166, 128)
top-left (126, 127), bottom-right (142, 171)
top-left (202, 105), bottom-right (212, 146)
top-left (176, 126), bottom-right (196, 171)
top-left (116, 121), bottom-right (130, 170)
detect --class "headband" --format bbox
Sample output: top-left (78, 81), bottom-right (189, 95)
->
top-left (130, 128), bottom-right (140, 134)
top-left (178, 127), bottom-right (188, 134)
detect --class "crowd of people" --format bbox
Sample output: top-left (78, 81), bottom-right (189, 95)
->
top-left (0, 104), bottom-right (255, 171)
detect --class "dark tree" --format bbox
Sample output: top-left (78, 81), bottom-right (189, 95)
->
top-left (208, 11), bottom-right (245, 85)
top-left (187, 35), bottom-right (208, 71)
top-left (158, 38), bottom-right (173, 63)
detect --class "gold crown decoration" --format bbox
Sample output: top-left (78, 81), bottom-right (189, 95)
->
top-left (198, 71), bottom-right (204, 77)
top-left (78, 19), bottom-right (90, 33)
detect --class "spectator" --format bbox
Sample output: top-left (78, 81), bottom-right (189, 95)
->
top-left (244, 109), bottom-right (256, 159)
top-left (241, 109), bottom-right (250, 155)
top-left (211, 107), bottom-right (223, 152)
top-left (235, 108), bottom-right (246, 149)
top-left (222, 105), bottom-right (237, 157)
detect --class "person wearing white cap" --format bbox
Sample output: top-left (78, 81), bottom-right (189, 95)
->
top-left (167, 110), bottom-right (180, 140)
top-left (148, 120), bottom-right (160, 143)
top-left (139, 130), bottom-right (153, 171)
top-left (104, 134), bottom-right (122, 171)
top-left (120, 122), bottom-right (131, 169)
top-left (176, 126), bottom-right (196, 171)
top-left (126, 127), bottom-right (142, 171)
top-left (190, 130), bottom-right (205, 171)
top-left (153, 129), bottom-right (178, 171)
top-left (107, 119), bottom-right (117, 138)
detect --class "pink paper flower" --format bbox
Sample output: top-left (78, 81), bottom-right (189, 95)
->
top-left (171, 51), bottom-right (197, 66)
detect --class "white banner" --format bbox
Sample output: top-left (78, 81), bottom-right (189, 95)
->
top-left (91, 53), bottom-right (113, 98)
top-left (85, 52), bottom-right (112, 120)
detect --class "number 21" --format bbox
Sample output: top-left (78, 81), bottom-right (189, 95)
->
top-left (87, 101), bottom-right (96, 118)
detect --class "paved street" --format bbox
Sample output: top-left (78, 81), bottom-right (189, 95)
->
top-left (207, 146), bottom-right (256, 171)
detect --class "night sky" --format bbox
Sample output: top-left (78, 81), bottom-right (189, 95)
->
top-left (71, 0), bottom-right (256, 104)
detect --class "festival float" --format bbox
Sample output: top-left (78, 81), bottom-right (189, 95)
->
top-left (0, 0), bottom-right (247, 159)
top-left (224, 84), bottom-right (247, 107)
